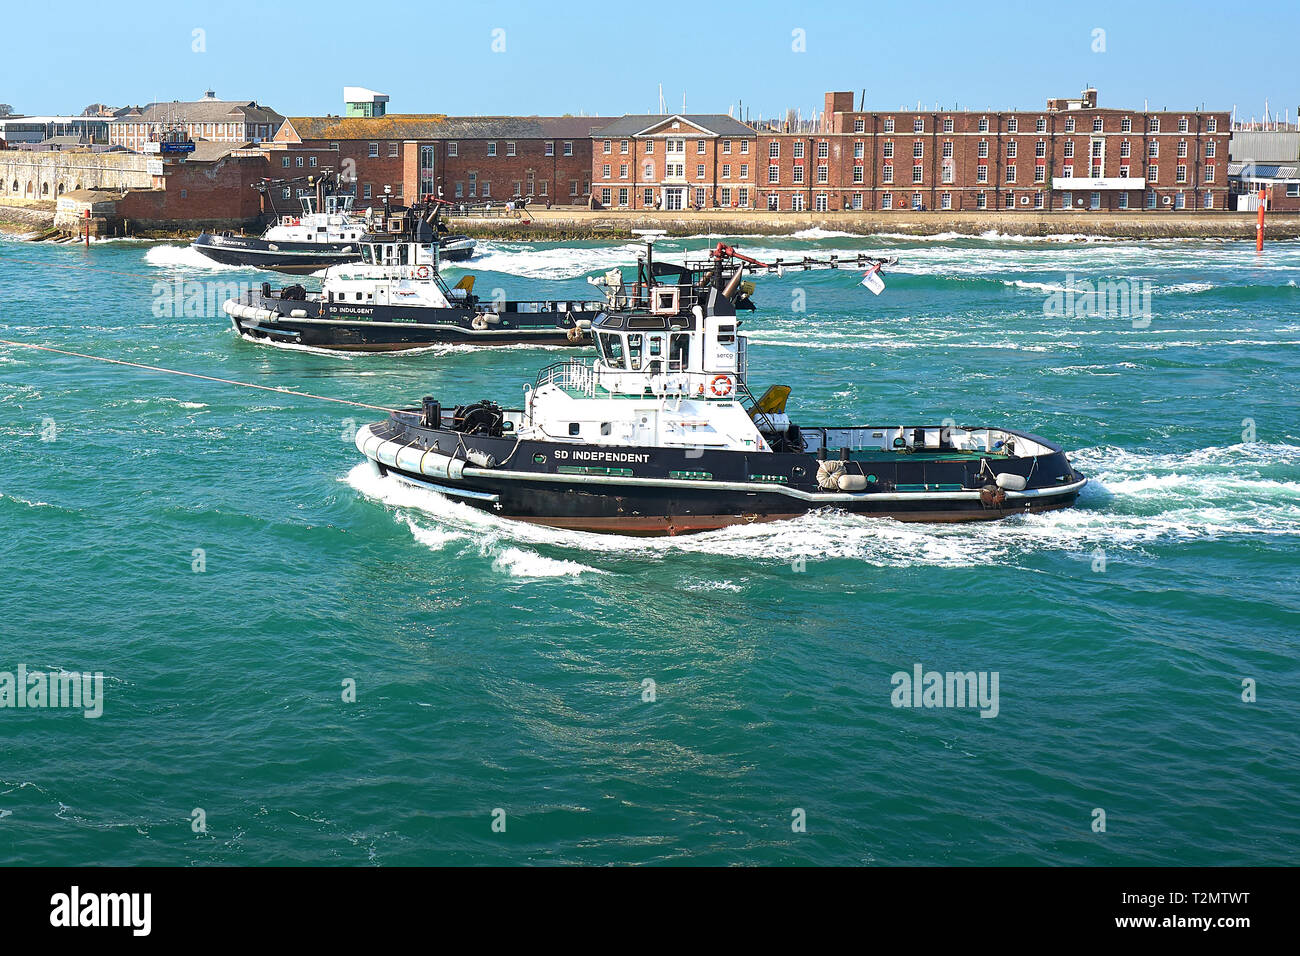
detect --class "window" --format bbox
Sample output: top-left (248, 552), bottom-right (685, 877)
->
top-left (1120, 165), bottom-right (1130, 178)
top-left (468, 172), bottom-right (477, 196)
top-left (1091, 140), bottom-right (1103, 158)
top-left (1061, 191), bottom-right (1072, 209)
top-left (940, 191), bottom-right (951, 209)
top-left (882, 192), bottom-right (893, 209)
top-left (602, 164), bottom-right (610, 178)
top-left (487, 142), bottom-right (496, 156)
top-left (942, 163), bottom-right (953, 184)
top-left (617, 140), bottom-right (627, 154)
top-left (1007, 141), bottom-right (1017, 157)
top-left (1064, 141), bottom-right (1074, 158)
top-left (722, 139), bottom-right (732, 154)
top-left (644, 163), bottom-right (653, 179)
top-left (1093, 117), bottom-right (1103, 132)
top-left (695, 187), bottom-right (705, 206)
top-left (644, 141), bottom-right (654, 153)
top-left (447, 142), bottom-right (458, 157)
top-left (768, 165), bottom-right (779, 183)
top-left (912, 164), bottom-right (922, 184)
top-left (1207, 118), bottom-right (1217, 132)
top-left (769, 141), bottom-right (779, 159)
top-left (722, 163), bottom-right (730, 178)
top-left (600, 187), bottom-right (611, 205)
top-left (619, 164), bottom-right (628, 179)
top-left (1176, 164), bottom-right (1187, 183)
top-left (1034, 165), bottom-right (1045, 183)
top-left (1065, 117), bottom-right (1075, 133)
top-left (1121, 117), bottom-right (1132, 132)
top-left (545, 141), bottom-right (554, 156)
top-left (309, 156), bottom-right (317, 167)
top-left (740, 164), bottom-right (748, 178)
top-left (1034, 191), bottom-right (1044, 209)
top-left (882, 164), bottom-right (893, 184)
top-left (281, 187), bottom-right (291, 199)
top-left (792, 165), bottom-right (804, 184)
top-left (976, 164), bottom-right (988, 183)
top-left (1205, 192), bottom-right (1217, 207)
top-left (855, 118), bottom-right (865, 133)
top-left (1006, 165), bottom-right (1016, 183)
top-left (1178, 140), bottom-right (1188, 158)
top-left (1148, 117), bottom-right (1160, 133)
top-left (697, 139), bottom-right (706, 154)
top-left (884, 141), bottom-right (894, 159)
top-left (1175, 192), bottom-right (1185, 209)
top-left (721, 187), bottom-right (731, 205)
top-left (1036, 117), bottom-right (1046, 133)
top-left (1035, 140), bottom-right (1045, 158)
top-left (1150, 145), bottom-right (1160, 160)
top-left (643, 188), bottom-right (653, 206)
top-left (363, 183), bottom-right (373, 199)
top-left (570, 180), bottom-right (579, 197)
top-left (978, 140), bottom-right (988, 158)
top-left (1179, 117), bottom-right (1189, 132)
top-left (853, 166), bottom-right (864, 184)
top-left (282, 157), bottom-right (290, 167)
top-left (1146, 190), bottom-right (1157, 209)
top-left (884, 118), bottom-right (895, 132)
top-left (913, 140), bottom-right (924, 158)
top-left (696, 164), bottom-right (705, 178)
top-left (482, 181), bottom-right (491, 197)
top-left (1090, 191), bottom-right (1101, 209)
top-left (506, 141), bottom-right (515, 156)
top-left (1148, 164), bottom-right (1158, 182)
top-left (368, 142), bottom-right (378, 157)
top-left (767, 193), bottom-right (779, 210)
top-left (942, 141), bottom-right (953, 159)
top-left (618, 187), bottom-right (628, 207)
top-left (1205, 164), bottom-right (1215, 182)
top-left (1119, 192), bottom-right (1129, 209)
top-left (976, 192), bottom-right (987, 209)
top-left (852, 192), bottom-right (863, 209)
top-left (818, 141), bottom-right (829, 159)
top-left (740, 141), bottom-right (748, 154)
top-left (817, 165), bottom-right (828, 184)
top-left (943, 117), bottom-right (953, 133)
top-left (389, 142), bottom-right (399, 157)
top-left (1120, 140), bottom-right (1131, 158)
top-left (1007, 117), bottom-right (1018, 132)
top-left (603, 140), bottom-right (611, 154)
top-left (563, 142), bottom-right (573, 156)
top-left (1004, 192), bottom-right (1015, 209)
top-left (1206, 141), bottom-right (1215, 157)
top-left (793, 142), bottom-right (804, 159)
top-left (978, 117), bottom-right (989, 132)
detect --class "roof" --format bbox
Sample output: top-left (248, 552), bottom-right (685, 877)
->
top-left (280, 114), bottom-right (612, 142)
top-left (112, 100), bottom-right (284, 125)
top-left (343, 87), bottom-right (389, 102)
top-left (188, 141), bottom-right (253, 162)
top-left (1228, 161), bottom-right (1299, 181)
top-left (592, 114), bottom-right (756, 137)
top-left (1229, 131), bottom-right (1300, 164)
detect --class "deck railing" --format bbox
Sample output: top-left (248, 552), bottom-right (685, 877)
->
top-left (534, 359), bottom-right (597, 397)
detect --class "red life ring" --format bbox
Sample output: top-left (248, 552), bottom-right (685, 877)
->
top-left (709, 375), bottom-right (733, 397)
top-left (415, 265), bottom-right (431, 279)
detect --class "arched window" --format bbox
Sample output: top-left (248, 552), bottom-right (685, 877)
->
top-left (57, 183), bottom-right (65, 194)
top-left (41, 182), bottom-right (49, 195)
top-left (10, 180), bottom-right (17, 193)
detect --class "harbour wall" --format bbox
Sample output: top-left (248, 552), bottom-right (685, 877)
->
top-left (445, 207), bottom-right (1299, 241)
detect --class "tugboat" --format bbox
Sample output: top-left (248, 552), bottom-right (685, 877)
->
top-left (353, 242), bottom-right (1088, 534)
top-left (222, 200), bottom-right (603, 351)
top-left (193, 174), bottom-right (476, 273)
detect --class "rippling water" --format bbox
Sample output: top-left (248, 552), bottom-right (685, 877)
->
top-left (1, 231), bottom-right (1297, 865)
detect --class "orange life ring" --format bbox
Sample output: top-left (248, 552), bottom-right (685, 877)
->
top-left (709, 375), bottom-right (733, 397)
top-left (415, 265), bottom-right (431, 279)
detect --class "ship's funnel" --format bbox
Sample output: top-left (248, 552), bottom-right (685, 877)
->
top-left (723, 263), bottom-right (746, 298)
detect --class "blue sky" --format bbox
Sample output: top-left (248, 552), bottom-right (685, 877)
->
top-left (5, 0), bottom-right (1297, 124)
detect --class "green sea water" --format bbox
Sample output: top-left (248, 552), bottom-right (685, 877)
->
top-left (1, 230), bottom-right (1297, 866)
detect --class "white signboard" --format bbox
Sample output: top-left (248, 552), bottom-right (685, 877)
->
top-left (147, 159), bottom-right (164, 176)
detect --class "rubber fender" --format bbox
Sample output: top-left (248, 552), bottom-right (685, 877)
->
top-left (816, 459), bottom-right (845, 491)
top-left (995, 472), bottom-right (1028, 491)
top-left (838, 474), bottom-right (868, 492)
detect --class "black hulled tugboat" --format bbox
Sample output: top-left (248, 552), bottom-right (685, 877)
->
top-left (353, 242), bottom-right (1087, 534)
top-left (193, 174), bottom-right (475, 273)
top-left (222, 200), bottom-right (601, 351)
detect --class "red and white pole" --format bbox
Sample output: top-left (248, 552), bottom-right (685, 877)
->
top-left (1256, 187), bottom-right (1265, 253)
top-left (84, 208), bottom-right (90, 248)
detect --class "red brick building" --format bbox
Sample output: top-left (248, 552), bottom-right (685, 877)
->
top-left (273, 115), bottom-right (609, 205)
top-left (589, 114), bottom-right (758, 210)
top-left (591, 89), bottom-right (1232, 213)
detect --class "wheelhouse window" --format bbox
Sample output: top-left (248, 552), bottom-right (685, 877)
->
top-left (669, 333), bottom-right (691, 370)
top-left (598, 332), bottom-right (625, 368)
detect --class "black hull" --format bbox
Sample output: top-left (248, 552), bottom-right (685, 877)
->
top-left (227, 291), bottom-right (601, 351)
top-left (357, 415), bottom-right (1087, 535)
top-left (192, 233), bottom-right (475, 273)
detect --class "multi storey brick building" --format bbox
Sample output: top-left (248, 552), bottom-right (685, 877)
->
top-left (109, 92), bottom-right (284, 151)
top-left (589, 114), bottom-right (758, 210)
top-left (590, 89), bottom-right (1232, 213)
top-left (273, 115), bottom-right (608, 205)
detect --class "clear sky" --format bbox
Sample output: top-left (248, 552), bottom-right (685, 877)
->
top-left (4, 0), bottom-right (1297, 124)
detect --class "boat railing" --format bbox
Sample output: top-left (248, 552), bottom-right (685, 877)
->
top-left (535, 359), bottom-right (597, 397)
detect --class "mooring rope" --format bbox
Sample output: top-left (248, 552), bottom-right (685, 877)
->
top-left (0, 338), bottom-right (398, 414)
